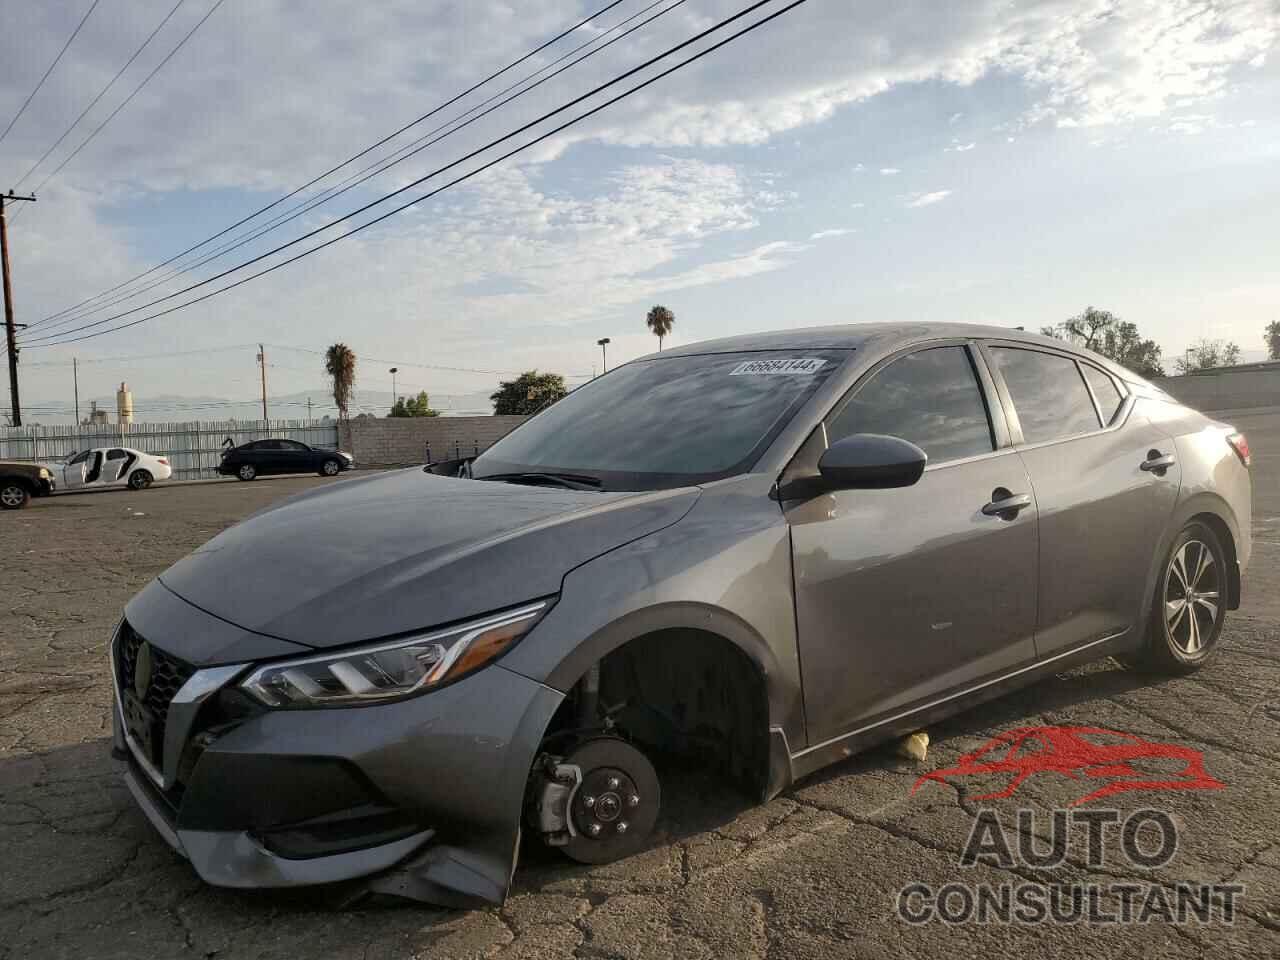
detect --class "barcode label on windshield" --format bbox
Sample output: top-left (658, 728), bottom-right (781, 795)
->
top-left (729, 358), bottom-right (827, 376)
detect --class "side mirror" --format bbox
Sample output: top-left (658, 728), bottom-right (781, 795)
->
top-left (817, 433), bottom-right (927, 490)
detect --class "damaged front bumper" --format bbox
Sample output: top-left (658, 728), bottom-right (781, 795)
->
top-left (110, 610), bottom-right (563, 907)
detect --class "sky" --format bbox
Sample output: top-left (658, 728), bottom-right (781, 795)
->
top-left (1, 0), bottom-right (1278, 423)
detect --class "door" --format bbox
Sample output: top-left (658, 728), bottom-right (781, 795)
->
top-left (62, 450), bottom-right (92, 489)
top-left (275, 440), bottom-right (313, 473)
top-left (246, 440), bottom-right (281, 475)
top-left (104, 449), bottom-right (130, 484)
top-left (983, 345), bottom-right (1181, 657)
top-left (786, 345), bottom-right (1039, 745)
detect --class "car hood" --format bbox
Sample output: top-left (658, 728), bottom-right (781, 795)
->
top-left (158, 469), bottom-right (699, 648)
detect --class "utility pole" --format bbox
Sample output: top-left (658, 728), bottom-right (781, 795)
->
top-left (256, 343), bottom-right (268, 421)
top-left (597, 337), bottom-right (611, 374)
top-left (73, 357), bottom-right (79, 424)
top-left (306, 396), bottom-right (313, 421)
top-left (2, 191), bottom-right (37, 427)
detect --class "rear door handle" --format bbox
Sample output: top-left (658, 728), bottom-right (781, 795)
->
top-left (982, 492), bottom-right (1032, 517)
top-left (1140, 452), bottom-right (1176, 473)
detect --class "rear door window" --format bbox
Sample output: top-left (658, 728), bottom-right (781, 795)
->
top-left (106, 449), bottom-right (127, 460)
top-left (988, 347), bottom-right (1101, 443)
top-left (827, 346), bottom-right (995, 464)
top-left (1081, 364), bottom-right (1125, 425)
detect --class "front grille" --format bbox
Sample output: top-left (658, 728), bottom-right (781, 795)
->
top-left (115, 621), bottom-right (196, 770)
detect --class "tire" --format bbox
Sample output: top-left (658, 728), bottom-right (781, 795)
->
top-left (559, 738), bottom-right (661, 865)
top-left (128, 470), bottom-right (152, 490)
top-left (1129, 521), bottom-right (1228, 674)
top-left (0, 480), bottom-right (31, 510)
top-left (320, 459), bottom-right (341, 477)
top-left (237, 464), bottom-right (257, 481)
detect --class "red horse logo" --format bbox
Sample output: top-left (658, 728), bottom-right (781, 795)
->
top-left (913, 726), bottom-right (1224, 806)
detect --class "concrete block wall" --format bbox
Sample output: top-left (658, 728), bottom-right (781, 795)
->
top-left (1154, 367), bottom-right (1280, 412)
top-left (339, 416), bottom-right (528, 468)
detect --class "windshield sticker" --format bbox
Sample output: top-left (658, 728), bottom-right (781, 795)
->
top-left (729, 358), bottom-right (827, 376)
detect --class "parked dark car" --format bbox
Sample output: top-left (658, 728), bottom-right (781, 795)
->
top-left (113, 323), bottom-right (1250, 908)
top-left (217, 439), bottom-right (354, 480)
top-left (0, 460), bottom-right (56, 509)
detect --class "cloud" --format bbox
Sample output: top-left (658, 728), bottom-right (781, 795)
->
top-left (2, 1), bottom-right (1274, 200)
top-left (810, 228), bottom-right (855, 240)
top-left (904, 190), bottom-right (952, 208)
top-left (945, 141), bottom-right (977, 152)
top-left (850, 202), bottom-right (866, 209)
top-left (880, 167), bottom-right (901, 175)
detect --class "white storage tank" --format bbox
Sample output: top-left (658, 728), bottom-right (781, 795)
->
top-left (116, 382), bottom-right (134, 424)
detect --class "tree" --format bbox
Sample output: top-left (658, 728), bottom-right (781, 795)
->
top-left (389, 391), bottom-right (439, 417)
top-left (646, 304), bottom-right (675, 351)
top-left (1175, 339), bottom-right (1242, 375)
top-left (1041, 306), bottom-right (1165, 378)
top-left (324, 344), bottom-right (357, 420)
top-left (491, 371), bottom-right (568, 415)
top-left (1265, 321), bottom-right (1280, 360)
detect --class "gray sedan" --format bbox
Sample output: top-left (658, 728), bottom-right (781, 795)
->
top-left (110, 322), bottom-right (1251, 907)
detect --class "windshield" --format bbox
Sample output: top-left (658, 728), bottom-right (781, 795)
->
top-left (472, 350), bottom-right (847, 490)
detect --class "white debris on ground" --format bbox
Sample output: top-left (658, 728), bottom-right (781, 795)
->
top-left (897, 730), bottom-right (929, 762)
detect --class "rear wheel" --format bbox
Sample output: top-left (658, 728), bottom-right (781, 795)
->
top-left (237, 464), bottom-right (257, 481)
top-left (128, 470), bottom-right (152, 490)
top-left (0, 481), bottom-right (31, 510)
top-left (320, 458), bottom-right (341, 477)
top-left (1129, 521), bottom-right (1227, 674)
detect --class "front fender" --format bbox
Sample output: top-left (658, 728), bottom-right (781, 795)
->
top-left (501, 476), bottom-right (805, 755)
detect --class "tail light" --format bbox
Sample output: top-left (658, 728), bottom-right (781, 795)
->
top-left (1226, 432), bottom-right (1250, 467)
top-left (157, 457), bottom-right (169, 465)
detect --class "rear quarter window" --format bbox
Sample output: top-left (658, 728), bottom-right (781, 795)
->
top-left (1080, 364), bottom-right (1125, 424)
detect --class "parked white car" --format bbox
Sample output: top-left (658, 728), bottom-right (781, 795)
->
top-left (52, 447), bottom-right (173, 491)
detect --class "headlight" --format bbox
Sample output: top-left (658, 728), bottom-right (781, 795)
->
top-left (39, 467), bottom-right (50, 478)
top-left (240, 600), bottom-right (550, 708)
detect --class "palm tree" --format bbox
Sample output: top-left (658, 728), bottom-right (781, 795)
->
top-left (646, 304), bottom-right (675, 351)
top-left (324, 343), bottom-right (357, 420)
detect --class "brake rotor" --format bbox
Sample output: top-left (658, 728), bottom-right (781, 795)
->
top-left (561, 738), bottom-right (660, 865)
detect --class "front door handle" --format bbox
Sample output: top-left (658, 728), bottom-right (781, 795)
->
top-left (1140, 452), bottom-right (1176, 473)
top-left (982, 491), bottom-right (1032, 518)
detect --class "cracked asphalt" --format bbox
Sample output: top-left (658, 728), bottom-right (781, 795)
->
top-left (3, 411), bottom-right (1279, 960)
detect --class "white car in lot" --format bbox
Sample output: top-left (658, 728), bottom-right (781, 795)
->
top-left (53, 447), bottom-right (173, 491)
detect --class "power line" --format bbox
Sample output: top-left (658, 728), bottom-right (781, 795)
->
top-left (10, 0), bottom-right (228, 220)
top-left (22, 0), bottom-right (805, 349)
top-left (30, 0), bottom-right (687, 335)
top-left (26, 0), bottom-right (631, 329)
top-left (0, 0), bottom-right (103, 149)
top-left (12, 0), bottom-right (189, 192)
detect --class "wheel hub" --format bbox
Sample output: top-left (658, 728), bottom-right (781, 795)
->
top-left (552, 738), bottom-right (660, 865)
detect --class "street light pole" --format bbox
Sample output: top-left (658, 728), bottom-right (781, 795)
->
top-left (257, 344), bottom-right (268, 421)
top-left (389, 367), bottom-right (398, 409)
top-left (597, 337), bottom-right (611, 374)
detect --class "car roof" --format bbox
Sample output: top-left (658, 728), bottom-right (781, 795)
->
top-left (646, 321), bottom-right (1151, 386)
top-left (654, 321), bottom-right (1064, 357)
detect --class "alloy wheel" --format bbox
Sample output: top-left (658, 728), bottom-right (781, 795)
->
top-left (1, 484), bottom-right (27, 508)
top-left (1163, 539), bottom-right (1219, 654)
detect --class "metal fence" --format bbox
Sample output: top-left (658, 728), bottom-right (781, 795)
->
top-left (0, 420), bottom-right (340, 481)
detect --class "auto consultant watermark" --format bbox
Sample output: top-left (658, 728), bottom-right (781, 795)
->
top-left (896, 726), bottom-right (1243, 926)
